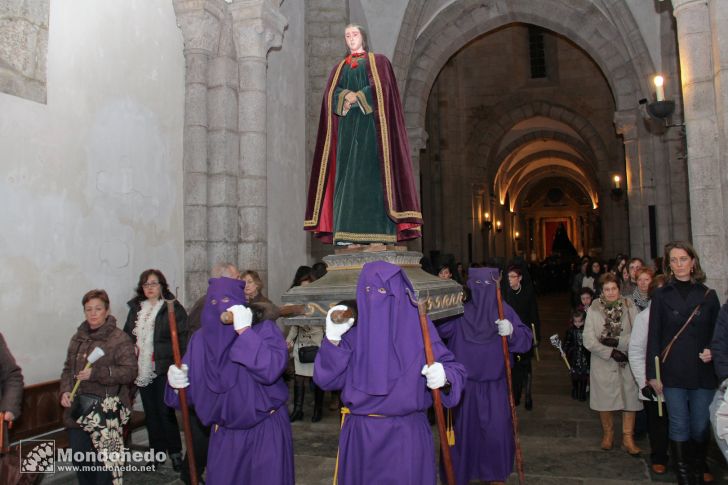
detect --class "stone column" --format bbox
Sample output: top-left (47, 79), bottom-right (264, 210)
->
top-left (672, 0), bottom-right (728, 296)
top-left (173, 0), bottom-right (225, 302)
top-left (229, 1), bottom-right (286, 283)
top-left (614, 110), bottom-right (646, 259)
top-left (408, 126), bottom-right (428, 252)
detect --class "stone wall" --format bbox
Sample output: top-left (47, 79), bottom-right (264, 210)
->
top-left (0, 0), bottom-right (185, 383)
top-left (0, 0), bottom-right (48, 103)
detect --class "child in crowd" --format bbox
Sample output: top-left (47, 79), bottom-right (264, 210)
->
top-left (577, 287), bottom-right (595, 313)
top-left (563, 309), bottom-right (590, 401)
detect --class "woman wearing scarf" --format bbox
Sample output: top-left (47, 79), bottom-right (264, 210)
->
top-left (583, 272), bottom-right (642, 455)
top-left (631, 267), bottom-right (654, 312)
top-left (60, 289), bottom-right (137, 485)
top-left (123, 269), bottom-right (188, 470)
top-left (165, 277), bottom-right (293, 485)
top-left (313, 261), bottom-right (465, 485)
top-left (436, 267), bottom-right (532, 485)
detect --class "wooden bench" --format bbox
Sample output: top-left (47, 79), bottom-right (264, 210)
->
top-left (10, 380), bottom-right (145, 449)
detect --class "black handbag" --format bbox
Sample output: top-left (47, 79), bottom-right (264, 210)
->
top-left (298, 345), bottom-right (319, 364)
top-left (70, 393), bottom-right (102, 421)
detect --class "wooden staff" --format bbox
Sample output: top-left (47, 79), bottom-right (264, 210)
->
top-left (655, 356), bottom-right (663, 417)
top-left (493, 272), bottom-right (525, 485)
top-left (220, 304), bottom-right (305, 324)
top-left (531, 323), bottom-right (540, 362)
top-left (166, 296), bottom-right (198, 485)
top-left (406, 290), bottom-right (456, 485)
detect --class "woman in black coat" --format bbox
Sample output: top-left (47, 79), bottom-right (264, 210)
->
top-left (646, 242), bottom-right (720, 485)
top-left (123, 269), bottom-right (188, 470)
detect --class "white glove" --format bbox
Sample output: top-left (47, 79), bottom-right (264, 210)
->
top-left (326, 305), bottom-right (354, 341)
top-left (228, 305), bottom-right (253, 332)
top-left (167, 364), bottom-right (189, 389)
top-left (496, 319), bottom-right (514, 337)
top-left (421, 362), bottom-right (447, 389)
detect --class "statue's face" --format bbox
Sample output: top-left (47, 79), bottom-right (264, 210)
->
top-left (345, 26), bottom-right (364, 53)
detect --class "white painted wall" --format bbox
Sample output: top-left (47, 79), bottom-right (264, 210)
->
top-left (267, 0), bottom-right (309, 302)
top-left (0, 0), bottom-right (185, 384)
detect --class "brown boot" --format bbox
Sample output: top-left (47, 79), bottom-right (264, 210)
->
top-left (621, 411), bottom-right (641, 455)
top-left (599, 411), bottom-right (614, 450)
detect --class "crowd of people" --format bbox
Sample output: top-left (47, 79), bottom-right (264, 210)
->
top-left (3, 240), bottom-right (728, 485)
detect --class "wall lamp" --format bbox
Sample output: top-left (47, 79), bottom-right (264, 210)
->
top-left (611, 174), bottom-right (624, 199)
top-left (495, 220), bottom-right (503, 233)
top-left (483, 211), bottom-right (492, 231)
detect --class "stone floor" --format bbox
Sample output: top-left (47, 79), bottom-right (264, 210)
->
top-left (43, 292), bottom-right (728, 484)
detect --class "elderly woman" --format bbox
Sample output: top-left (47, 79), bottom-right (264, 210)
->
top-left (647, 241), bottom-right (720, 485)
top-left (60, 289), bottom-right (137, 485)
top-left (583, 272), bottom-right (642, 455)
top-left (286, 266), bottom-right (325, 422)
top-left (241, 270), bottom-right (271, 304)
top-left (123, 269), bottom-right (188, 471)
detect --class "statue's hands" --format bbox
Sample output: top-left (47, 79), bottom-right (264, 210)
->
top-left (344, 91), bottom-right (358, 104)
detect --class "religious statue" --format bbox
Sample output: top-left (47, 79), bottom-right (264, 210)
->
top-left (304, 24), bottom-right (423, 245)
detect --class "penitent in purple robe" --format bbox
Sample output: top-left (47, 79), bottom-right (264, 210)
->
top-left (165, 277), bottom-right (293, 485)
top-left (314, 261), bottom-right (466, 485)
top-left (436, 267), bottom-right (532, 484)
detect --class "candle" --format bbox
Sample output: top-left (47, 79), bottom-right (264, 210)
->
top-left (613, 175), bottom-right (621, 189)
top-left (655, 355), bottom-right (663, 417)
top-left (654, 75), bottom-right (665, 102)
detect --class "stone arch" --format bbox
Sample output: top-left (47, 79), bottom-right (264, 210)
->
top-left (495, 150), bottom-right (600, 209)
top-left (401, 0), bottom-right (655, 132)
top-left (472, 99), bottom-right (612, 181)
top-left (509, 165), bottom-right (597, 210)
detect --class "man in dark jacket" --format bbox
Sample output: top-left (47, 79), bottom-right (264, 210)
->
top-left (0, 332), bottom-right (23, 424)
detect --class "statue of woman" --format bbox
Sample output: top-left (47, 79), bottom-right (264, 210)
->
top-left (304, 24), bottom-right (422, 245)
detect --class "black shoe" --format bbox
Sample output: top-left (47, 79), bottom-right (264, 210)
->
top-left (170, 452), bottom-right (183, 472)
top-left (671, 440), bottom-right (694, 485)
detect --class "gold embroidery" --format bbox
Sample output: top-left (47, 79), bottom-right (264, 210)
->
top-left (334, 231), bottom-right (398, 243)
top-left (368, 52), bottom-right (423, 221)
top-left (336, 89), bottom-right (351, 116)
top-left (356, 90), bottom-right (372, 114)
top-left (304, 60), bottom-right (346, 227)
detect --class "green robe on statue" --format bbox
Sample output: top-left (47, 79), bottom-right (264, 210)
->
top-left (332, 57), bottom-right (396, 244)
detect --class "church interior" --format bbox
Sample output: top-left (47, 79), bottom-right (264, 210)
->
top-left (2, 0), bottom-right (728, 483)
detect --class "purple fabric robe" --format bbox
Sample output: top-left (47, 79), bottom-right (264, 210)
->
top-left (165, 277), bottom-right (293, 485)
top-left (436, 267), bottom-right (532, 484)
top-left (314, 261), bottom-right (466, 485)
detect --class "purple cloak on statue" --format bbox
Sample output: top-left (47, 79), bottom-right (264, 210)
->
top-left (436, 267), bottom-right (532, 484)
top-left (314, 261), bottom-right (466, 485)
top-left (165, 277), bottom-right (293, 485)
